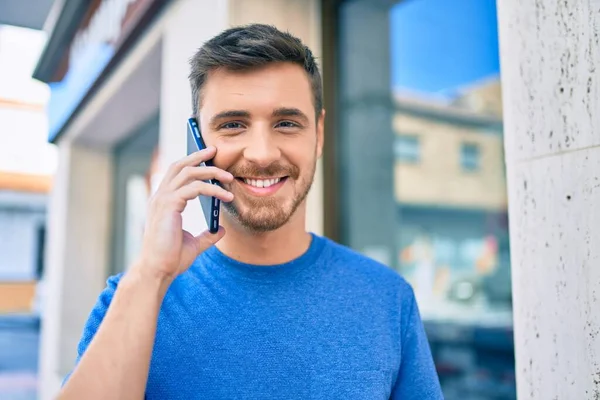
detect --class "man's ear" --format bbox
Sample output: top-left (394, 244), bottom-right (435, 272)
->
top-left (316, 109), bottom-right (325, 158)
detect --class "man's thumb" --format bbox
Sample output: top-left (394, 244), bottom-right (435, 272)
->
top-left (194, 226), bottom-right (226, 253)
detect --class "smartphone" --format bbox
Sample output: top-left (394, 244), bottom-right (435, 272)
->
top-left (187, 117), bottom-right (220, 233)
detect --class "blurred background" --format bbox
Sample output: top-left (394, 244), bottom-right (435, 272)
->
top-left (0, 0), bottom-right (511, 398)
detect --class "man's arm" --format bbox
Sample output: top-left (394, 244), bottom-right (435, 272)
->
top-left (58, 267), bottom-right (169, 400)
top-left (391, 289), bottom-right (444, 400)
top-left (56, 147), bottom-right (234, 400)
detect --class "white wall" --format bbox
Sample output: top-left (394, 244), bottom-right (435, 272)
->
top-left (498, 0), bottom-right (600, 398)
top-left (159, 0), bottom-right (230, 236)
top-left (38, 142), bottom-right (113, 399)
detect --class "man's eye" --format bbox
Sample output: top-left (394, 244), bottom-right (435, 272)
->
top-left (276, 121), bottom-right (299, 128)
top-left (221, 122), bottom-right (244, 130)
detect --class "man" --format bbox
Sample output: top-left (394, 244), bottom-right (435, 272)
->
top-left (58, 24), bottom-right (443, 399)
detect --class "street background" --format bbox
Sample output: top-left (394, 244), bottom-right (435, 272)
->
top-left (0, 0), bottom-right (598, 399)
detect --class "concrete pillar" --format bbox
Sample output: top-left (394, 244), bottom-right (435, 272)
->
top-left (497, 1), bottom-right (600, 398)
top-left (38, 141), bottom-right (113, 399)
top-left (228, 0), bottom-right (324, 235)
top-left (159, 0), bottom-right (229, 236)
top-left (337, 1), bottom-right (397, 266)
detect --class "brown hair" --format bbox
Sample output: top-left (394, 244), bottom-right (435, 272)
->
top-left (188, 23), bottom-right (322, 118)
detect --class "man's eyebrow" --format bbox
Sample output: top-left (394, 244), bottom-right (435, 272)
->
top-left (272, 107), bottom-right (309, 123)
top-left (209, 110), bottom-right (251, 127)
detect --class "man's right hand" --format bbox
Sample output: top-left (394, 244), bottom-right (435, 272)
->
top-left (57, 147), bottom-right (233, 400)
top-left (135, 146), bottom-right (234, 283)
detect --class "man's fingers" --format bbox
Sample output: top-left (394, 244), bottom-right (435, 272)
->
top-left (170, 165), bottom-right (234, 190)
top-left (194, 226), bottom-right (226, 254)
top-left (160, 147), bottom-right (217, 186)
top-left (173, 181), bottom-right (234, 211)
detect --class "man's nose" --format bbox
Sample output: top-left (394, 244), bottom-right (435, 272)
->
top-left (242, 127), bottom-right (281, 167)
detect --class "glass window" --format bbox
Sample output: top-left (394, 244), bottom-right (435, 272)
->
top-left (461, 143), bottom-right (480, 171)
top-left (110, 114), bottom-right (159, 275)
top-left (395, 135), bottom-right (420, 163)
top-left (336, 0), bottom-right (514, 398)
top-left (35, 224), bottom-right (46, 279)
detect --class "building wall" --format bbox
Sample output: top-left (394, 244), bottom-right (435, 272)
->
top-left (0, 188), bottom-right (47, 312)
top-left (0, 209), bottom-right (45, 280)
top-left (39, 142), bottom-right (114, 398)
top-left (393, 113), bottom-right (507, 210)
top-left (498, 0), bottom-right (600, 398)
top-left (0, 282), bottom-right (37, 312)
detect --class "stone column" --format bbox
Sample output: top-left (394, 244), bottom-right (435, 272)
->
top-left (38, 141), bottom-right (113, 399)
top-left (497, 1), bottom-right (600, 398)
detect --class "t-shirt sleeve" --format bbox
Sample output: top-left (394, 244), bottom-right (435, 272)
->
top-left (62, 273), bottom-right (123, 386)
top-left (391, 288), bottom-right (444, 400)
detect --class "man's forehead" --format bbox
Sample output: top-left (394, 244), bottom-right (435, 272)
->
top-left (200, 63), bottom-right (314, 112)
top-left (205, 62), bottom-right (310, 84)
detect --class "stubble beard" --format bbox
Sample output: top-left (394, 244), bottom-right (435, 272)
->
top-left (222, 158), bottom-right (316, 233)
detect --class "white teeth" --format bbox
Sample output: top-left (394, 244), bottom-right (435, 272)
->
top-left (243, 178), bottom-right (282, 188)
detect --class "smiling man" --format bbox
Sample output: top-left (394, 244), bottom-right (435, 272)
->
top-left (57, 24), bottom-right (443, 400)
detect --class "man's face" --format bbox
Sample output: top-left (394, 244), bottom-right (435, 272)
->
top-left (198, 62), bottom-right (324, 232)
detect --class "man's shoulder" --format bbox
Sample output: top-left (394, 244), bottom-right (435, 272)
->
top-left (319, 236), bottom-right (413, 295)
top-left (106, 272), bottom-right (125, 288)
top-left (87, 273), bottom-right (125, 311)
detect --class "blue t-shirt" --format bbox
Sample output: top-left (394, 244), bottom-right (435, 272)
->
top-left (72, 234), bottom-right (443, 399)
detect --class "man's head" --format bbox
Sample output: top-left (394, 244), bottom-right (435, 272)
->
top-left (188, 24), bottom-right (324, 233)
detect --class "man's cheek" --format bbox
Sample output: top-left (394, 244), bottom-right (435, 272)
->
top-left (212, 151), bottom-right (237, 171)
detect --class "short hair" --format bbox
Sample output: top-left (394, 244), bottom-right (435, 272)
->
top-left (188, 23), bottom-right (322, 119)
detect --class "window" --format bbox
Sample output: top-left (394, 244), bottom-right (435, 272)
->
top-left (336, 0), bottom-right (512, 398)
top-left (394, 135), bottom-right (420, 163)
top-left (461, 143), bottom-right (480, 171)
top-left (35, 225), bottom-right (46, 279)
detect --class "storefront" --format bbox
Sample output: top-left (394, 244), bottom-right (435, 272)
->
top-left (33, 0), bottom-right (514, 398)
top-left (331, 0), bottom-right (515, 398)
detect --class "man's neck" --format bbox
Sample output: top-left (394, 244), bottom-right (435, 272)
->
top-left (215, 205), bottom-right (312, 266)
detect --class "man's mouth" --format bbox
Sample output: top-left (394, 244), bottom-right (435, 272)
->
top-left (237, 177), bottom-right (288, 188)
top-left (232, 176), bottom-right (289, 196)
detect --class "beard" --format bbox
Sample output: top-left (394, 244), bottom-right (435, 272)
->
top-left (221, 156), bottom-right (316, 232)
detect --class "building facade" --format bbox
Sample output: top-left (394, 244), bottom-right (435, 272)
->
top-left (0, 22), bottom-right (55, 399)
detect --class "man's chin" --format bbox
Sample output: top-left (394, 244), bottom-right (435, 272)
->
top-left (222, 203), bottom-right (292, 233)
top-left (234, 214), bottom-right (291, 233)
